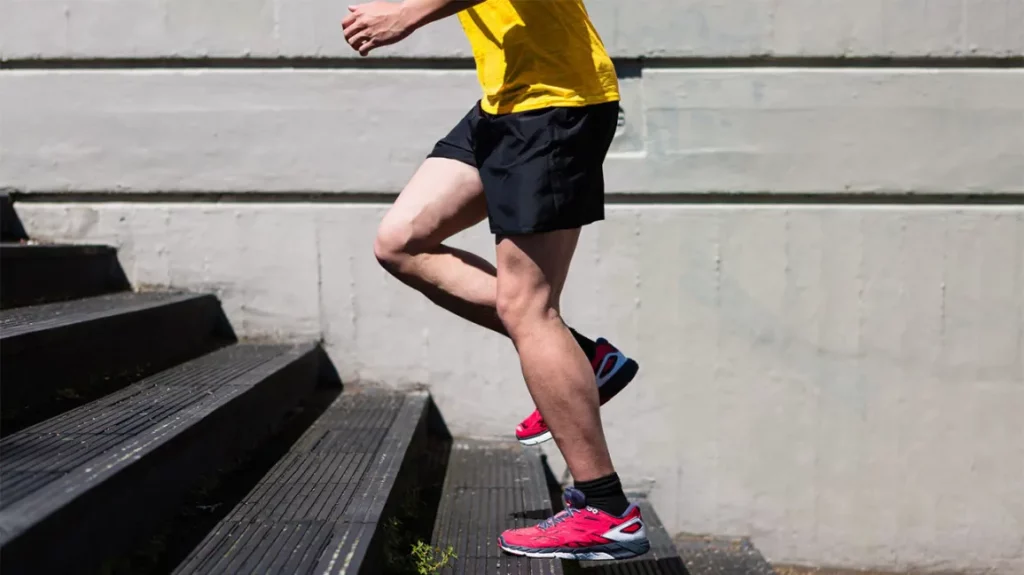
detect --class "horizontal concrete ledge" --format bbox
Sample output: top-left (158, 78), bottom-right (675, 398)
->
top-left (3, 68), bottom-right (1020, 195)
top-left (4, 0), bottom-right (1021, 60)
top-left (7, 190), bottom-right (1024, 207)
top-left (3, 55), bottom-right (1023, 70)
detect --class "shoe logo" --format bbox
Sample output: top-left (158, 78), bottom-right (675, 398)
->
top-left (603, 517), bottom-right (647, 542)
top-left (595, 352), bottom-right (626, 387)
top-left (620, 522), bottom-right (643, 534)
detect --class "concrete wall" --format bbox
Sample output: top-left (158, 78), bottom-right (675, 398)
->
top-left (2, 0), bottom-right (1023, 572)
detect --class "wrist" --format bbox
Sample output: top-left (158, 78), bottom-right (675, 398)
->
top-left (397, 0), bottom-right (425, 31)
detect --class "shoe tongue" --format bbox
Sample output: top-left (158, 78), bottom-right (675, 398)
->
top-left (563, 487), bottom-right (587, 510)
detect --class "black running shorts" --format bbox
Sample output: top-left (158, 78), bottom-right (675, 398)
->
top-left (427, 101), bottom-right (619, 236)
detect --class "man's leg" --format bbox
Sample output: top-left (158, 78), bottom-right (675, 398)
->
top-left (375, 158), bottom-right (615, 356)
top-left (494, 228), bottom-right (649, 561)
top-left (376, 104), bottom-right (639, 449)
top-left (494, 228), bottom-right (612, 480)
top-left (374, 157), bottom-right (507, 334)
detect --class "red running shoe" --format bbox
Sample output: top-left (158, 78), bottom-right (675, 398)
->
top-left (498, 487), bottom-right (650, 560)
top-left (515, 337), bottom-right (639, 446)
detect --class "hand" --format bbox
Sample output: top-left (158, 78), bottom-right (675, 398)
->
top-left (342, 2), bottom-right (412, 56)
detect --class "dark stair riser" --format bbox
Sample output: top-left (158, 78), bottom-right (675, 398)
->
top-left (0, 244), bottom-right (130, 308)
top-left (0, 195), bottom-right (27, 242)
top-left (172, 391), bottom-right (446, 575)
top-left (0, 293), bottom-right (233, 432)
top-left (0, 345), bottom-right (321, 575)
top-left (352, 395), bottom-right (449, 574)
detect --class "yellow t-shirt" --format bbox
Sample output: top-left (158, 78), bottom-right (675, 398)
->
top-left (457, 0), bottom-right (619, 114)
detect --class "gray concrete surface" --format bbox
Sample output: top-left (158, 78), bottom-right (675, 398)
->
top-left (2, 0), bottom-right (1023, 58)
top-left (13, 201), bottom-right (1024, 574)
top-left (2, 69), bottom-right (1022, 194)
top-left (2, 0), bottom-right (1023, 571)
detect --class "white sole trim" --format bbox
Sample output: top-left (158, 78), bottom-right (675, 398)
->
top-left (517, 430), bottom-right (552, 446)
top-left (498, 544), bottom-right (622, 561)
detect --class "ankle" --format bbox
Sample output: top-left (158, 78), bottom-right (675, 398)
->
top-left (574, 472), bottom-right (630, 517)
top-left (568, 327), bottom-right (597, 359)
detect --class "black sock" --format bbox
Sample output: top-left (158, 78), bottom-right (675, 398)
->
top-left (574, 473), bottom-right (630, 517)
top-left (568, 327), bottom-right (597, 360)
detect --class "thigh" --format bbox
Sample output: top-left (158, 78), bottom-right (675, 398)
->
top-left (380, 157), bottom-right (487, 249)
top-left (379, 103), bottom-right (488, 248)
top-left (496, 228), bottom-right (581, 312)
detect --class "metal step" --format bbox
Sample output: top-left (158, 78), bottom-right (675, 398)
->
top-left (0, 243), bottom-right (131, 309)
top-left (0, 343), bottom-right (322, 575)
top-left (672, 533), bottom-right (777, 575)
top-left (431, 439), bottom-right (563, 575)
top-left (0, 291), bottom-right (233, 433)
top-left (0, 194), bottom-right (26, 242)
top-left (174, 388), bottom-right (433, 575)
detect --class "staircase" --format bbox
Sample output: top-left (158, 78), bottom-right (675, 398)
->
top-left (0, 196), bottom-right (729, 574)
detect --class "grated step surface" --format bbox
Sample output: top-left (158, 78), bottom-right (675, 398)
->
top-left (0, 291), bottom-right (231, 432)
top-left (673, 533), bottom-right (777, 575)
top-left (0, 290), bottom-right (203, 335)
top-left (0, 243), bottom-right (130, 308)
top-left (431, 439), bottom-right (563, 575)
top-left (0, 343), bottom-right (320, 575)
top-left (174, 389), bottom-right (430, 575)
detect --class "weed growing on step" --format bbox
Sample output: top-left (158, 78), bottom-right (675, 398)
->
top-left (411, 541), bottom-right (457, 575)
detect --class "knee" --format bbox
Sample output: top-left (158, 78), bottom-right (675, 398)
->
top-left (373, 219), bottom-right (414, 274)
top-left (496, 283), bottom-right (558, 339)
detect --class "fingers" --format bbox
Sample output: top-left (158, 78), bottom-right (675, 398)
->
top-left (349, 30), bottom-right (371, 51)
top-left (342, 18), bottom-right (367, 41)
top-left (341, 5), bottom-right (360, 28)
top-left (340, 4), bottom-right (378, 56)
top-left (349, 30), bottom-right (377, 56)
top-left (358, 39), bottom-right (376, 57)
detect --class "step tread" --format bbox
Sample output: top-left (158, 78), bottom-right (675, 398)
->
top-left (432, 439), bottom-right (563, 575)
top-left (0, 291), bottom-right (203, 337)
top-left (0, 343), bottom-right (316, 539)
top-left (174, 389), bottom-right (429, 574)
top-left (673, 533), bottom-right (777, 575)
top-left (0, 243), bottom-right (117, 257)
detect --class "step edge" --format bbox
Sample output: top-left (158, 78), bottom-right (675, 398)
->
top-left (311, 393), bottom-right (431, 573)
top-left (0, 291), bottom-right (218, 340)
top-left (173, 389), bottom-right (432, 575)
top-left (430, 439), bottom-right (566, 575)
top-left (0, 243), bottom-right (118, 255)
top-left (0, 342), bottom-right (319, 544)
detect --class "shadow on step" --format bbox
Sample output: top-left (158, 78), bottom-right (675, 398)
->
top-left (0, 293), bottom-right (238, 435)
top-left (0, 193), bottom-right (27, 241)
top-left (102, 381), bottom-right (344, 575)
top-left (376, 397), bottom-right (453, 574)
top-left (568, 556), bottom-right (690, 575)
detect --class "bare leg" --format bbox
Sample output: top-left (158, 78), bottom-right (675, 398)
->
top-left (374, 157), bottom-right (507, 334)
top-left (495, 229), bottom-right (614, 482)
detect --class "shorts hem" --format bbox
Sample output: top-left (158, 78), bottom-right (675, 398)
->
top-left (426, 147), bottom-right (475, 168)
top-left (490, 215), bottom-right (604, 237)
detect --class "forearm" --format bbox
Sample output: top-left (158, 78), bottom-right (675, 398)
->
top-left (400, 0), bottom-right (485, 29)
